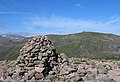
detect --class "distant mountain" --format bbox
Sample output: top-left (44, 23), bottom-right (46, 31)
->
top-left (0, 34), bottom-right (25, 43)
top-left (1, 32), bottom-right (120, 60)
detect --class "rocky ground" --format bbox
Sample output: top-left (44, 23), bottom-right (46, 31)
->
top-left (1, 58), bottom-right (120, 82)
top-left (0, 36), bottom-right (120, 82)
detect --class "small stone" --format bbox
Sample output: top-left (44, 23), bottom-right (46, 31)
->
top-left (0, 77), bottom-right (4, 81)
top-left (30, 40), bottom-right (35, 44)
top-left (34, 61), bottom-right (41, 65)
top-left (27, 69), bottom-right (36, 80)
top-left (60, 53), bottom-right (68, 59)
top-left (105, 64), bottom-right (112, 70)
top-left (26, 45), bottom-right (34, 53)
top-left (35, 72), bottom-right (44, 80)
top-left (18, 63), bottom-right (25, 67)
top-left (77, 69), bottom-right (87, 77)
top-left (98, 68), bottom-right (108, 74)
top-left (35, 67), bottom-right (45, 73)
top-left (35, 45), bottom-right (40, 49)
top-left (31, 48), bottom-right (40, 53)
top-left (96, 74), bottom-right (108, 79)
top-left (45, 75), bottom-right (56, 79)
top-left (38, 55), bottom-right (42, 60)
top-left (27, 63), bottom-right (35, 67)
top-left (4, 76), bottom-right (12, 81)
top-left (32, 57), bottom-right (38, 61)
top-left (46, 50), bottom-right (52, 54)
top-left (25, 57), bottom-right (29, 61)
top-left (19, 70), bottom-right (25, 76)
top-left (40, 48), bottom-right (47, 52)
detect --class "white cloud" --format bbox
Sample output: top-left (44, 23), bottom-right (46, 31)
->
top-left (24, 15), bottom-right (120, 34)
top-left (104, 17), bottom-right (120, 24)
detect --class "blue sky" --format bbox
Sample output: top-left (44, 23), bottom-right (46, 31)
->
top-left (0, 0), bottom-right (120, 36)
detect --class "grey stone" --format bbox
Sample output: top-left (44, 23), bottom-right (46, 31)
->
top-left (34, 72), bottom-right (44, 80)
top-left (27, 63), bottom-right (35, 67)
top-left (4, 76), bottom-right (12, 82)
top-left (27, 69), bottom-right (36, 80)
top-left (35, 67), bottom-right (44, 73)
top-left (105, 64), bottom-right (112, 70)
top-left (25, 45), bottom-right (34, 53)
top-left (38, 55), bottom-right (42, 60)
top-left (31, 48), bottom-right (40, 53)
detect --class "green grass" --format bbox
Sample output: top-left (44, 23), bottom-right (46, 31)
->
top-left (1, 32), bottom-right (120, 60)
top-left (49, 32), bottom-right (120, 60)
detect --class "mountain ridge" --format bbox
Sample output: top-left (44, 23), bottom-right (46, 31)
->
top-left (0, 34), bottom-right (25, 43)
top-left (1, 32), bottom-right (120, 60)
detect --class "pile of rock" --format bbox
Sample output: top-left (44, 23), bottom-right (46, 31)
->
top-left (17, 36), bottom-right (58, 68)
top-left (2, 36), bottom-right (61, 82)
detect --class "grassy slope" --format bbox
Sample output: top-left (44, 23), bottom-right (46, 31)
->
top-left (0, 39), bottom-right (28, 60)
top-left (1, 32), bottom-right (120, 60)
top-left (48, 32), bottom-right (120, 60)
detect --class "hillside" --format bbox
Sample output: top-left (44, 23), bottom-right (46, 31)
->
top-left (0, 34), bottom-right (26, 60)
top-left (48, 32), bottom-right (120, 59)
top-left (1, 32), bottom-right (120, 60)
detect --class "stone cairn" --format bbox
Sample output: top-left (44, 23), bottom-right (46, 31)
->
top-left (2, 36), bottom-right (61, 81)
top-left (17, 35), bottom-right (58, 74)
top-left (2, 36), bottom-right (75, 82)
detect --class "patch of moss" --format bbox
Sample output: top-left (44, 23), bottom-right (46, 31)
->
top-left (73, 61), bottom-right (81, 64)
